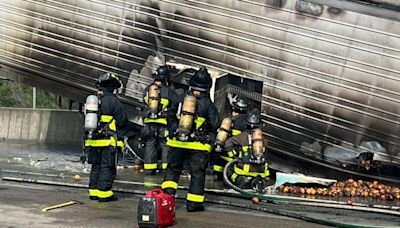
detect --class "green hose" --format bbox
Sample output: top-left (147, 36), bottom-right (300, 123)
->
top-left (223, 159), bottom-right (400, 228)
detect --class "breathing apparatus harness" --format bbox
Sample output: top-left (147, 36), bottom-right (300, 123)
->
top-left (214, 117), bottom-right (233, 153)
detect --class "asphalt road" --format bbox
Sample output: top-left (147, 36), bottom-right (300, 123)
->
top-left (0, 181), bottom-right (330, 228)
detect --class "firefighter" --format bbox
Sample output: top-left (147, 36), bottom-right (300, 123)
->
top-left (161, 66), bottom-right (220, 212)
top-left (84, 73), bottom-right (127, 202)
top-left (142, 65), bottom-right (178, 175)
top-left (225, 109), bottom-right (269, 191)
top-left (213, 97), bottom-right (249, 181)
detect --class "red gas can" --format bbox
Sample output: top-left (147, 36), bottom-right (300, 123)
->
top-left (137, 189), bottom-right (176, 228)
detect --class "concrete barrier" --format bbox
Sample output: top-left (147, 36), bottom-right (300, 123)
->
top-left (0, 108), bottom-right (82, 145)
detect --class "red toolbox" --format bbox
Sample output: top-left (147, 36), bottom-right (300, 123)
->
top-left (137, 189), bottom-right (176, 228)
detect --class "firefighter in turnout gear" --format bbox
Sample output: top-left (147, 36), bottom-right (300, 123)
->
top-left (161, 66), bottom-right (220, 212)
top-left (142, 65), bottom-right (178, 175)
top-left (225, 109), bottom-right (269, 192)
top-left (213, 97), bottom-right (249, 181)
top-left (84, 73), bottom-right (127, 202)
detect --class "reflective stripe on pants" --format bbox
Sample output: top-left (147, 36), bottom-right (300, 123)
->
top-left (187, 193), bottom-right (205, 203)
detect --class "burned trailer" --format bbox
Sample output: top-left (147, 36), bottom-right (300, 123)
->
top-left (0, 0), bottom-right (399, 183)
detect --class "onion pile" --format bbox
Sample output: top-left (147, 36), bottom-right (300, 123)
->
top-left (277, 179), bottom-right (400, 201)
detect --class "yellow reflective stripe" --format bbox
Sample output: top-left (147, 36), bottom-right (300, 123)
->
top-left (144, 118), bottom-right (167, 125)
top-left (160, 98), bottom-right (169, 109)
top-left (243, 164), bottom-right (250, 172)
top-left (187, 193), bottom-right (205, 203)
top-left (97, 190), bottom-right (113, 198)
top-left (100, 115), bottom-right (113, 122)
top-left (100, 115), bottom-right (116, 131)
top-left (144, 163), bottom-right (157, 170)
top-left (89, 189), bottom-right (98, 197)
top-left (162, 181), bottom-right (178, 190)
top-left (166, 138), bottom-right (211, 152)
top-left (85, 137), bottom-right (117, 147)
top-left (233, 165), bottom-right (270, 178)
top-left (227, 151), bottom-right (236, 158)
top-left (109, 120), bottom-right (116, 131)
top-left (220, 155), bottom-right (233, 162)
top-left (117, 140), bottom-right (125, 149)
top-left (232, 129), bottom-right (241, 136)
top-left (144, 96), bottom-right (170, 110)
top-left (195, 117), bottom-right (206, 129)
top-left (164, 130), bottom-right (169, 137)
top-left (162, 163), bottom-right (168, 169)
top-left (231, 173), bottom-right (238, 182)
top-left (213, 165), bottom-right (224, 172)
top-left (242, 146), bottom-right (249, 152)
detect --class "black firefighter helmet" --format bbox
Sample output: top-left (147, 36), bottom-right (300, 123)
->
top-left (154, 65), bottom-right (170, 81)
top-left (232, 97), bottom-right (249, 113)
top-left (189, 66), bottom-right (212, 92)
top-left (246, 109), bottom-right (261, 129)
top-left (95, 72), bottom-right (122, 90)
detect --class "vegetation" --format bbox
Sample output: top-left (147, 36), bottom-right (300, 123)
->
top-left (0, 80), bottom-right (78, 109)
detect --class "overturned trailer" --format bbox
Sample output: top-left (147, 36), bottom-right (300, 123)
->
top-left (0, 0), bottom-right (399, 183)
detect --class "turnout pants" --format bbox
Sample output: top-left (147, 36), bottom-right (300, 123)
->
top-left (212, 152), bottom-right (231, 175)
top-left (88, 146), bottom-right (117, 199)
top-left (144, 137), bottom-right (168, 171)
top-left (143, 124), bottom-right (169, 171)
top-left (162, 148), bottom-right (208, 209)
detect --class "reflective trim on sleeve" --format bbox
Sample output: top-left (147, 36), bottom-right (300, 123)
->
top-left (161, 181), bottom-right (178, 190)
top-left (117, 140), bottom-right (125, 149)
top-left (231, 173), bottom-right (238, 182)
top-left (220, 155), bottom-right (233, 162)
top-left (213, 165), bottom-right (224, 172)
top-left (227, 150), bottom-right (236, 158)
top-left (160, 98), bottom-right (169, 110)
top-left (144, 96), bottom-right (170, 110)
top-left (100, 115), bottom-right (116, 131)
top-left (100, 115), bottom-right (113, 122)
top-left (232, 129), bottom-right (241, 136)
top-left (97, 190), bottom-right (114, 198)
top-left (186, 193), bottom-right (205, 203)
top-left (144, 118), bottom-right (167, 125)
top-left (162, 163), bottom-right (168, 170)
top-left (144, 163), bottom-right (157, 170)
top-left (194, 117), bottom-right (206, 129)
top-left (166, 138), bottom-right (211, 152)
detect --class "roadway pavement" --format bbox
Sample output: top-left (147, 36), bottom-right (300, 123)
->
top-left (1, 141), bottom-right (400, 228)
top-left (0, 181), bottom-right (330, 228)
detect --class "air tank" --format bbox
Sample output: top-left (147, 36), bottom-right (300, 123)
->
top-left (178, 95), bottom-right (197, 138)
top-left (148, 84), bottom-right (160, 115)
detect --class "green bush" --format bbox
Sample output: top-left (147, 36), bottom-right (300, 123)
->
top-left (0, 80), bottom-right (75, 109)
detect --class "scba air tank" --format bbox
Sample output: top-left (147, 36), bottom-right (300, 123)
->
top-left (148, 84), bottom-right (160, 115)
top-left (251, 129), bottom-right (265, 159)
top-left (215, 118), bottom-right (232, 146)
top-left (84, 95), bottom-right (99, 130)
top-left (178, 95), bottom-right (197, 139)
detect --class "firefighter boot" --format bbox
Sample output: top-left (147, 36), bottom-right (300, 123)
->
top-left (187, 202), bottom-right (204, 212)
top-left (98, 195), bottom-right (118, 202)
